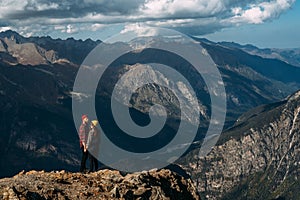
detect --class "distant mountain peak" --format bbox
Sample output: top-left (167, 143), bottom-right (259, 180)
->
top-left (0, 30), bottom-right (21, 36)
top-left (0, 30), bottom-right (25, 42)
top-left (0, 30), bottom-right (101, 65)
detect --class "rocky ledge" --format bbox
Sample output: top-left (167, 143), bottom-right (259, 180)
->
top-left (0, 169), bottom-right (199, 200)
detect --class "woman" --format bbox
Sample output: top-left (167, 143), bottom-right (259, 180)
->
top-left (86, 120), bottom-right (100, 172)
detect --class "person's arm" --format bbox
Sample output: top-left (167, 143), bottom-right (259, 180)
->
top-left (97, 128), bottom-right (101, 145)
top-left (79, 125), bottom-right (86, 149)
top-left (86, 130), bottom-right (93, 151)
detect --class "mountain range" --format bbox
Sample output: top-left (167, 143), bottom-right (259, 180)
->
top-left (0, 30), bottom-right (300, 199)
top-left (217, 40), bottom-right (300, 68)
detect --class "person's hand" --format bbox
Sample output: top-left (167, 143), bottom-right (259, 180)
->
top-left (84, 148), bottom-right (87, 152)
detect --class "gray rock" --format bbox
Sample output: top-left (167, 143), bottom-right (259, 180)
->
top-left (180, 90), bottom-right (300, 199)
top-left (0, 169), bottom-right (200, 200)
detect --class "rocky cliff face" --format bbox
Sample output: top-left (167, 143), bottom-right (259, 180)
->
top-left (0, 34), bottom-right (58, 65)
top-left (0, 169), bottom-right (200, 200)
top-left (179, 90), bottom-right (300, 199)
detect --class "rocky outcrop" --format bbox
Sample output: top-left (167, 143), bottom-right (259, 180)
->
top-left (0, 36), bottom-right (58, 66)
top-left (0, 30), bottom-right (100, 65)
top-left (180, 90), bottom-right (300, 199)
top-left (0, 169), bottom-right (200, 200)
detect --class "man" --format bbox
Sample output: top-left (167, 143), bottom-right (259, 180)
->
top-left (79, 114), bottom-right (89, 172)
top-left (86, 120), bottom-right (100, 172)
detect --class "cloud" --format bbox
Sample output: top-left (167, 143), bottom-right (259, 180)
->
top-left (120, 23), bottom-right (158, 37)
top-left (139, 0), bottom-right (226, 18)
top-left (90, 23), bottom-right (106, 31)
top-left (0, 26), bottom-right (12, 32)
top-left (226, 0), bottom-right (295, 24)
top-left (0, 0), bottom-right (296, 37)
top-left (62, 24), bottom-right (78, 34)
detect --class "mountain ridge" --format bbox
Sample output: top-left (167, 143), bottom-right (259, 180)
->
top-left (216, 40), bottom-right (300, 68)
top-left (0, 30), bottom-right (101, 65)
top-left (179, 89), bottom-right (300, 199)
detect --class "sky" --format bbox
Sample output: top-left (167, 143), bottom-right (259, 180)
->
top-left (0, 0), bottom-right (299, 48)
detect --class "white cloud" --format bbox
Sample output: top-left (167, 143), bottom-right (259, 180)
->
top-left (34, 2), bottom-right (59, 11)
top-left (227, 0), bottom-right (295, 24)
top-left (54, 25), bottom-right (65, 31)
top-left (0, 26), bottom-right (12, 32)
top-left (120, 23), bottom-right (158, 37)
top-left (61, 24), bottom-right (78, 34)
top-left (0, 0), bottom-right (296, 36)
top-left (90, 23), bottom-right (105, 31)
top-left (139, 0), bottom-right (226, 18)
top-left (0, 0), bottom-right (28, 17)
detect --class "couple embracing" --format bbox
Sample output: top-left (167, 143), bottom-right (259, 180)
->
top-left (79, 115), bottom-right (100, 173)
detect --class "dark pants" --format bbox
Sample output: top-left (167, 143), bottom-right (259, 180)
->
top-left (89, 153), bottom-right (98, 172)
top-left (80, 147), bottom-right (88, 172)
